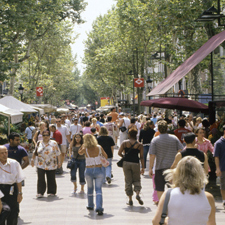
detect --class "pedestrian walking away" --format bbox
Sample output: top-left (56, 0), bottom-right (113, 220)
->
top-left (78, 134), bottom-right (107, 216)
top-left (118, 128), bottom-right (144, 206)
top-left (69, 133), bottom-right (86, 194)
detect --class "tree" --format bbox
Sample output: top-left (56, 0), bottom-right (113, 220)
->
top-left (0, 0), bottom-right (86, 94)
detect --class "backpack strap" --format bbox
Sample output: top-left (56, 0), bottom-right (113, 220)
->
top-left (159, 188), bottom-right (172, 225)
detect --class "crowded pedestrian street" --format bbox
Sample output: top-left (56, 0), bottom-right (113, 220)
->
top-left (16, 143), bottom-right (224, 225)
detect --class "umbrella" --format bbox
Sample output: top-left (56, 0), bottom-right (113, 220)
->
top-left (140, 97), bottom-right (209, 114)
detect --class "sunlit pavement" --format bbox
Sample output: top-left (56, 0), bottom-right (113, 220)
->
top-left (18, 145), bottom-right (225, 225)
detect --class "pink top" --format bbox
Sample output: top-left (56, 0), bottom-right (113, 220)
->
top-left (195, 137), bottom-right (214, 154)
top-left (82, 127), bottom-right (92, 135)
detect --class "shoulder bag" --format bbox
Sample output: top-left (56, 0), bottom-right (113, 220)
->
top-left (159, 188), bottom-right (172, 225)
top-left (119, 120), bottom-right (127, 132)
top-left (99, 146), bottom-right (110, 167)
top-left (117, 141), bottom-right (137, 168)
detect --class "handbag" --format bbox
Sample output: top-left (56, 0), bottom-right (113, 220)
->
top-left (159, 188), bottom-right (172, 225)
top-left (34, 141), bottom-right (41, 156)
top-left (99, 146), bottom-right (110, 167)
top-left (0, 202), bottom-right (11, 224)
top-left (117, 141), bottom-right (137, 168)
top-left (119, 120), bottom-right (127, 132)
top-left (67, 159), bottom-right (75, 169)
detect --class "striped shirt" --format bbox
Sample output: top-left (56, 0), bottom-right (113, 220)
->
top-left (150, 134), bottom-right (183, 170)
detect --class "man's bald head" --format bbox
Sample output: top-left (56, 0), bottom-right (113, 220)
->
top-left (0, 145), bottom-right (8, 164)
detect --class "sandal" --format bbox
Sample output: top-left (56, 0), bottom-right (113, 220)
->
top-left (79, 190), bottom-right (85, 194)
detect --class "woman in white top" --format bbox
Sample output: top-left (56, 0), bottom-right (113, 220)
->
top-left (78, 134), bottom-right (107, 216)
top-left (152, 156), bottom-right (216, 225)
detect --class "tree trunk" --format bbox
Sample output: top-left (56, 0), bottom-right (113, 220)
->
top-left (9, 54), bottom-right (18, 95)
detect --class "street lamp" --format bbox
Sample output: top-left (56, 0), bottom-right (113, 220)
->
top-left (18, 84), bottom-right (24, 101)
top-left (195, 2), bottom-right (225, 26)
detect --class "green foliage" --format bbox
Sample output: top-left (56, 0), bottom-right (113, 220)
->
top-left (82, 0), bottom-right (225, 102)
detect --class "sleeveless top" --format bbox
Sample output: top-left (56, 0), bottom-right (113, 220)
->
top-left (181, 148), bottom-right (205, 163)
top-left (168, 187), bottom-right (211, 225)
top-left (72, 146), bottom-right (85, 160)
top-left (85, 145), bottom-right (102, 167)
top-left (124, 142), bottom-right (140, 163)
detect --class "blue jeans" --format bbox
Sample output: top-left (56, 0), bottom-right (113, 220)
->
top-left (70, 158), bottom-right (86, 185)
top-left (85, 167), bottom-right (104, 211)
top-left (143, 145), bottom-right (150, 168)
top-left (102, 158), bottom-right (112, 182)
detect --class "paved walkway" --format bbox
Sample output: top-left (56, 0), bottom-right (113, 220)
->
top-left (18, 148), bottom-right (225, 224)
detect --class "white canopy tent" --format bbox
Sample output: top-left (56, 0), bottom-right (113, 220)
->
top-left (30, 104), bottom-right (56, 113)
top-left (30, 106), bottom-right (44, 115)
top-left (0, 96), bottom-right (37, 113)
top-left (56, 108), bottom-right (69, 113)
top-left (0, 104), bottom-right (23, 135)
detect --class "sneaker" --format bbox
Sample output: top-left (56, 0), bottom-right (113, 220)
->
top-left (106, 177), bottom-right (111, 184)
top-left (79, 190), bottom-right (85, 194)
top-left (86, 206), bottom-right (94, 210)
top-left (48, 193), bottom-right (55, 197)
top-left (36, 194), bottom-right (43, 198)
top-left (96, 209), bottom-right (103, 215)
top-left (126, 200), bottom-right (133, 206)
top-left (136, 195), bottom-right (144, 205)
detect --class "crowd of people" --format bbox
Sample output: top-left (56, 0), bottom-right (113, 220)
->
top-left (0, 107), bottom-right (225, 224)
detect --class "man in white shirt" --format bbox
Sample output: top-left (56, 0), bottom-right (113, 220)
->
top-left (70, 118), bottom-right (82, 139)
top-left (56, 119), bottom-right (71, 173)
top-left (0, 145), bottom-right (25, 225)
top-left (104, 116), bottom-right (116, 141)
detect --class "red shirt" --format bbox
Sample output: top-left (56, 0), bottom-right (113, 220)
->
top-left (53, 130), bottom-right (62, 145)
top-left (174, 128), bottom-right (189, 143)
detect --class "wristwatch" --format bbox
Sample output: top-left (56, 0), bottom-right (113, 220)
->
top-left (18, 192), bottom-right (23, 195)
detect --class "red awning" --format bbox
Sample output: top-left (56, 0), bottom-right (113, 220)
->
top-left (140, 97), bottom-right (209, 114)
top-left (147, 30), bottom-right (225, 96)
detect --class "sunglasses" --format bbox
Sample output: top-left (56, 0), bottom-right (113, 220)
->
top-left (43, 135), bottom-right (50, 137)
top-left (56, 121), bottom-right (61, 123)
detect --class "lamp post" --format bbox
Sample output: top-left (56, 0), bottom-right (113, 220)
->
top-left (195, 3), bottom-right (224, 102)
top-left (18, 84), bottom-right (24, 101)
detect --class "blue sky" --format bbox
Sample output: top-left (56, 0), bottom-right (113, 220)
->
top-left (71, 0), bottom-right (115, 74)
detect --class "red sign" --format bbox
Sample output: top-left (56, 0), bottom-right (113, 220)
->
top-left (95, 101), bottom-right (98, 105)
top-left (36, 87), bottom-right (43, 97)
top-left (134, 78), bottom-right (144, 87)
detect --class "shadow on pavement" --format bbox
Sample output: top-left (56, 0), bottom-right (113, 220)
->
top-left (84, 212), bottom-right (114, 220)
top-left (70, 193), bottom-right (87, 199)
top-left (123, 206), bottom-right (152, 213)
top-left (34, 196), bottom-right (63, 202)
top-left (102, 183), bottom-right (119, 188)
top-left (18, 217), bottom-right (31, 225)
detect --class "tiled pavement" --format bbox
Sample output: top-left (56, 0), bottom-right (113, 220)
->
top-left (18, 148), bottom-right (225, 225)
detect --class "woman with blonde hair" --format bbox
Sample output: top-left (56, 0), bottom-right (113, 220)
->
top-left (78, 134), bottom-right (107, 215)
top-left (152, 156), bottom-right (216, 225)
top-left (91, 118), bottom-right (100, 133)
top-left (33, 121), bottom-right (46, 146)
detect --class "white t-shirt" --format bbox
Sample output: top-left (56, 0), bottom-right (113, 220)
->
top-left (65, 119), bottom-right (71, 128)
top-left (70, 124), bottom-right (82, 138)
top-left (104, 122), bottom-right (116, 137)
top-left (56, 125), bottom-right (70, 145)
